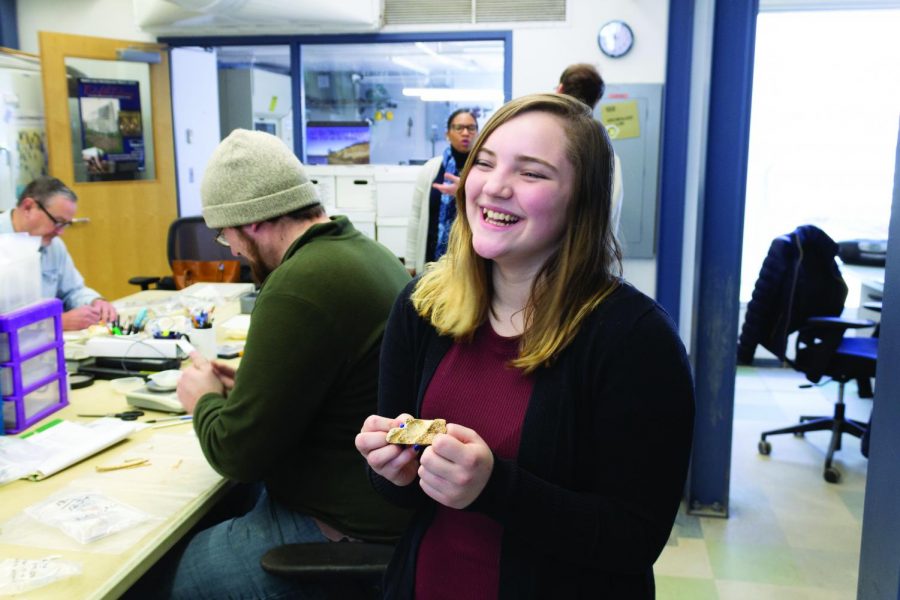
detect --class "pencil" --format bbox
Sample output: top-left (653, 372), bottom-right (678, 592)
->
top-left (145, 415), bottom-right (193, 424)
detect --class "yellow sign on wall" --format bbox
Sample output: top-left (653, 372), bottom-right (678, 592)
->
top-left (601, 100), bottom-right (640, 140)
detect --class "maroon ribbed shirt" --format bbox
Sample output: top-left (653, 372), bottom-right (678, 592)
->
top-left (414, 322), bottom-right (534, 600)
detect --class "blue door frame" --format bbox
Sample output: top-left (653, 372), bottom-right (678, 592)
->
top-left (659, 0), bottom-right (759, 516)
top-left (667, 2), bottom-right (900, 595)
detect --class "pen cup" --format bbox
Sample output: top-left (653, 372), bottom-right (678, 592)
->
top-left (187, 326), bottom-right (217, 360)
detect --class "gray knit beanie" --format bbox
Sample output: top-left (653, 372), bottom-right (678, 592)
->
top-left (201, 129), bottom-right (319, 228)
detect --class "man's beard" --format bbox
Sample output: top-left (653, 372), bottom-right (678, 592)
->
top-left (235, 230), bottom-right (273, 285)
top-left (248, 258), bottom-right (270, 286)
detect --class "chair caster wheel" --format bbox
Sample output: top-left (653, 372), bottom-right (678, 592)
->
top-left (824, 467), bottom-right (841, 484)
top-left (758, 440), bottom-right (771, 455)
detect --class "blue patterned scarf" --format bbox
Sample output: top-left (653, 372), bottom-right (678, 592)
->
top-left (434, 145), bottom-right (459, 260)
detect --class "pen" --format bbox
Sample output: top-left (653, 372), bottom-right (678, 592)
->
top-left (145, 415), bottom-right (193, 424)
top-left (151, 420), bottom-right (194, 429)
top-left (134, 308), bottom-right (148, 332)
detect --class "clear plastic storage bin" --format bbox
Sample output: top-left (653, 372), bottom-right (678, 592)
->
top-left (0, 238), bottom-right (41, 314)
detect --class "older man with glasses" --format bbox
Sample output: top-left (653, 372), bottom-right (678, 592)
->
top-left (0, 176), bottom-right (117, 330)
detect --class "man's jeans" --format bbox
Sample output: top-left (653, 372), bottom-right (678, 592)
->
top-left (130, 486), bottom-right (331, 600)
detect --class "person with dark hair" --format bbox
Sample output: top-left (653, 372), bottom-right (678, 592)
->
top-left (556, 63), bottom-right (625, 236)
top-left (357, 94), bottom-right (694, 598)
top-left (556, 62), bottom-right (606, 108)
top-left (406, 108), bottom-right (479, 275)
top-left (134, 129), bottom-right (411, 599)
top-left (0, 175), bottom-right (117, 329)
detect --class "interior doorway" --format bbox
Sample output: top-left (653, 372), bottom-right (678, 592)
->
top-left (741, 8), bottom-right (899, 330)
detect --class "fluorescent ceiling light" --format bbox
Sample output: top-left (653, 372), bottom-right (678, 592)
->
top-left (414, 42), bottom-right (439, 58)
top-left (391, 56), bottom-right (429, 75)
top-left (402, 87), bottom-right (504, 103)
top-left (414, 42), bottom-right (474, 71)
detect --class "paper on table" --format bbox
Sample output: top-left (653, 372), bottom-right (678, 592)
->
top-left (220, 314), bottom-right (251, 339)
top-left (178, 282), bottom-right (255, 303)
top-left (0, 419), bottom-right (135, 482)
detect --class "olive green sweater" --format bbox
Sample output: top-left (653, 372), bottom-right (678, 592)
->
top-left (194, 216), bottom-right (411, 542)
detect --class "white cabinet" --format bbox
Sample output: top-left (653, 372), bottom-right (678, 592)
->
top-left (306, 165), bottom-right (419, 259)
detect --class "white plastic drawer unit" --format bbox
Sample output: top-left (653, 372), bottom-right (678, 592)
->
top-left (376, 218), bottom-right (408, 259)
top-left (343, 210), bottom-right (376, 239)
top-left (374, 166), bottom-right (419, 219)
top-left (308, 174), bottom-right (336, 209)
top-left (335, 175), bottom-right (376, 210)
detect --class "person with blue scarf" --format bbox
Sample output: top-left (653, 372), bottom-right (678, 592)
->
top-left (406, 109), bottom-right (478, 275)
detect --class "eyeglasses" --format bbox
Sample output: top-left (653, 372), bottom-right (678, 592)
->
top-left (214, 229), bottom-right (230, 247)
top-left (35, 201), bottom-right (74, 230)
top-left (449, 124), bottom-right (477, 133)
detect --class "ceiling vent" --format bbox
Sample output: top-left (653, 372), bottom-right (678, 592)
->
top-left (384, 0), bottom-right (565, 25)
top-left (134, 0), bottom-right (384, 36)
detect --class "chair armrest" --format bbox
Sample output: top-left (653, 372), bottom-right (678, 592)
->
top-left (260, 542), bottom-right (395, 582)
top-left (128, 276), bottom-right (161, 291)
top-left (157, 276), bottom-right (177, 291)
top-left (806, 316), bottom-right (876, 330)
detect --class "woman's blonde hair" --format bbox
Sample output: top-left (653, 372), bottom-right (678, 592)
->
top-left (412, 93), bottom-right (622, 372)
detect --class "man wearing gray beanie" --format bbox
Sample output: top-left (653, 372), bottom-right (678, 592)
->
top-left (133, 129), bottom-right (411, 599)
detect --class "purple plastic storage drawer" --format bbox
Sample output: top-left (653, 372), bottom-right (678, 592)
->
top-left (0, 299), bottom-right (67, 434)
top-left (2, 373), bottom-right (67, 434)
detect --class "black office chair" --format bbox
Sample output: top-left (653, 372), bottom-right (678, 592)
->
top-left (739, 225), bottom-right (877, 483)
top-left (260, 542), bottom-right (395, 600)
top-left (128, 216), bottom-right (251, 290)
top-left (757, 316), bottom-right (877, 483)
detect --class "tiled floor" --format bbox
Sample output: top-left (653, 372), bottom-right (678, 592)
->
top-left (655, 365), bottom-right (870, 599)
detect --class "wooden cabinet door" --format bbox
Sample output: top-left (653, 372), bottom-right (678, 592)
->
top-left (39, 32), bottom-right (177, 300)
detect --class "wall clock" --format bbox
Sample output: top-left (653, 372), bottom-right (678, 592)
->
top-left (598, 20), bottom-right (634, 58)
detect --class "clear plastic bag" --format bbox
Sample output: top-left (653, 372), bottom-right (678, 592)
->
top-left (24, 491), bottom-right (152, 544)
top-left (0, 556), bottom-right (81, 596)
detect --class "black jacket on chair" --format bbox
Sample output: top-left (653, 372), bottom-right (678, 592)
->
top-left (737, 225), bottom-right (848, 364)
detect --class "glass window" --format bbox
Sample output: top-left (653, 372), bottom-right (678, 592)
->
top-left (742, 10), bottom-right (900, 305)
top-left (301, 40), bottom-right (505, 165)
top-left (167, 36), bottom-right (507, 165)
top-left (215, 45), bottom-right (293, 148)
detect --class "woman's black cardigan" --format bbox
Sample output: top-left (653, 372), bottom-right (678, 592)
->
top-left (369, 280), bottom-right (696, 599)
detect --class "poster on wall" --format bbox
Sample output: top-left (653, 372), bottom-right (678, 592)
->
top-left (76, 79), bottom-right (145, 178)
top-left (305, 121), bottom-right (370, 165)
top-left (16, 128), bottom-right (47, 196)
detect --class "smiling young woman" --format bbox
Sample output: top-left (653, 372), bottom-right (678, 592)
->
top-left (463, 111), bottom-right (574, 277)
top-left (357, 94), bottom-right (696, 599)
